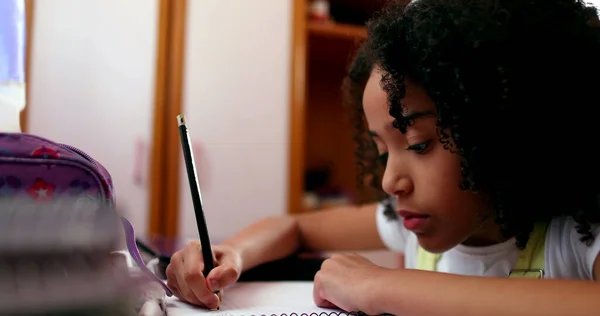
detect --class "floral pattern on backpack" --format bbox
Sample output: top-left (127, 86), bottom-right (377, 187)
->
top-left (0, 133), bottom-right (114, 208)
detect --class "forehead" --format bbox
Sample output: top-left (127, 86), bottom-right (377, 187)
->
top-left (362, 68), bottom-right (388, 119)
top-left (362, 69), bottom-right (437, 121)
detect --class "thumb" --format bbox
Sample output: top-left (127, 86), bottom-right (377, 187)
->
top-left (205, 264), bottom-right (238, 292)
top-left (319, 300), bottom-right (338, 309)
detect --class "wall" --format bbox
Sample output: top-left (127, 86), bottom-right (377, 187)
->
top-left (27, 0), bottom-right (159, 236)
top-left (178, 0), bottom-right (292, 242)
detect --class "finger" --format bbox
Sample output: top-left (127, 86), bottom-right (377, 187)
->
top-left (205, 265), bottom-right (238, 292)
top-left (320, 257), bottom-right (335, 272)
top-left (166, 273), bottom-right (182, 298)
top-left (318, 299), bottom-right (338, 309)
top-left (165, 255), bottom-right (185, 300)
top-left (217, 288), bottom-right (224, 301)
top-left (183, 250), bottom-right (220, 309)
top-left (330, 253), bottom-right (353, 264)
top-left (206, 246), bottom-right (241, 292)
top-left (313, 287), bottom-right (335, 308)
top-left (169, 246), bottom-right (202, 305)
top-left (313, 287), bottom-right (339, 311)
top-left (174, 255), bottom-right (203, 306)
top-left (312, 272), bottom-right (330, 308)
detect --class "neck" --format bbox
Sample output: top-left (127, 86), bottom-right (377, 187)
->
top-left (461, 218), bottom-right (510, 247)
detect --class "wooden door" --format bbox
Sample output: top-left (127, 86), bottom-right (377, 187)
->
top-left (174, 0), bottom-right (294, 243)
top-left (26, 0), bottom-right (162, 236)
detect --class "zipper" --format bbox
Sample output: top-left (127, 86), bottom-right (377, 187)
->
top-left (58, 143), bottom-right (116, 207)
top-left (0, 133), bottom-right (116, 206)
top-left (58, 143), bottom-right (98, 168)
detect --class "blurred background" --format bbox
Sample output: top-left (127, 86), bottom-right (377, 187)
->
top-left (7, 0), bottom-right (598, 268)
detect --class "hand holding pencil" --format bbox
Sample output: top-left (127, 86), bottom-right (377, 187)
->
top-left (164, 115), bottom-right (241, 310)
top-left (165, 242), bottom-right (243, 309)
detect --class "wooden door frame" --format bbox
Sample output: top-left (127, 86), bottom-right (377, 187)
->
top-left (19, 0), bottom-right (34, 133)
top-left (148, 0), bottom-right (188, 239)
top-left (288, 0), bottom-right (308, 214)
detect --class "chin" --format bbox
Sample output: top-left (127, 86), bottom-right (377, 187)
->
top-left (416, 234), bottom-right (457, 253)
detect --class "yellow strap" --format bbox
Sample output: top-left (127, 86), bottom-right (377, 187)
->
top-left (416, 247), bottom-right (441, 271)
top-left (416, 222), bottom-right (549, 278)
top-left (508, 222), bottom-right (549, 279)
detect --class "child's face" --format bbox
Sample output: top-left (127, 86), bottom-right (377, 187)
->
top-left (363, 68), bottom-right (499, 252)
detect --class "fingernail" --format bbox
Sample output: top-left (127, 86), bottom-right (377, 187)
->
top-left (210, 280), bottom-right (220, 291)
top-left (208, 293), bottom-right (220, 311)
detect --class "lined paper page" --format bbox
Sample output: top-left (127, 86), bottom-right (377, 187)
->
top-left (166, 281), bottom-right (350, 316)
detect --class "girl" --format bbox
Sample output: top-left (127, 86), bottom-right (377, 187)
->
top-left (166, 45), bottom-right (397, 310)
top-left (167, 1), bottom-right (600, 315)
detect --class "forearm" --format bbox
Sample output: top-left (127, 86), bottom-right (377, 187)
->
top-left (221, 216), bottom-right (300, 272)
top-left (375, 269), bottom-right (600, 316)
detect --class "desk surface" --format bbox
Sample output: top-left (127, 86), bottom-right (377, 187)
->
top-left (138, 235), bottom-right (325, 282)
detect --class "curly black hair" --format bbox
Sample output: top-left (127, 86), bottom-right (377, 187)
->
top-left (365, 0), bottom-right (600, 248)
top-left (342, 45), bottom-right (397, 220)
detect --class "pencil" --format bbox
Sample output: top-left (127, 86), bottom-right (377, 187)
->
top-left (177, 114), bottom-right (218, 293)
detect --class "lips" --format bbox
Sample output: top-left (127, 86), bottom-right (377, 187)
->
top-left (397, 210), bottom-right (430, 231)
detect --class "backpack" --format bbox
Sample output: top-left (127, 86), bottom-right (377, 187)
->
top-left (0, 133), bottom-right (115, 207)
top-left (0, 132), bottom-right (172, 305)
top-left (0, 197), bottom-right (143, 315)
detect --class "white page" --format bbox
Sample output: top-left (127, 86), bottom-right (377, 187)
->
top-left (165, 281), bottom-right (353, 316)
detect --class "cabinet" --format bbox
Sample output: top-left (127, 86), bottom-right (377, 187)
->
top-left (288, 0), bottom-right (388, 214)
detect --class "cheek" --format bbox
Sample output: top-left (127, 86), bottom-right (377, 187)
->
top-left (419, 145), bottom-right (462, 194)
top-left (417, 145), bottom-right (483, 215)
top-left (412, 144), bottom-right (490, 251)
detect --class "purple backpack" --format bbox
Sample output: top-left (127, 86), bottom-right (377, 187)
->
top-left (0, 132), bottom-right (172, 297)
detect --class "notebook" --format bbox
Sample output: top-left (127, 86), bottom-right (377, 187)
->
top-left (166, 281), bottom-right (379, 316)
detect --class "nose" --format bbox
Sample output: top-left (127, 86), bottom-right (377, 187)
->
top-left (381, 160), bottom-right (414, 197)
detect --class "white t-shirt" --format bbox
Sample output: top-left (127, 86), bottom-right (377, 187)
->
top-left (376, 203), bottom-right (600, 279)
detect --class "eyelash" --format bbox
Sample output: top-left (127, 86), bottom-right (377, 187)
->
top-left (406, 140), bottom-right (431, 154)
top-left (376, 140), bottom-right (431, 164)
top-left (377, 152), bottom-right (389, 166)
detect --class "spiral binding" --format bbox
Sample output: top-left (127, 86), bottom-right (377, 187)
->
top-left (202, 312), bottom-right (393, 316)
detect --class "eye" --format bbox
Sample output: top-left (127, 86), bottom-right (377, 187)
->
top-left (377, 152), bottom-right (389, 165)
top-left (406, 140), bottom-right (431, 154)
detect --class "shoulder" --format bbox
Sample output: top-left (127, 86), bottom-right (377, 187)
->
top-left (375, 200), bottom-right (409, 252)
top-left (545, 217), bottom-right (600, 280)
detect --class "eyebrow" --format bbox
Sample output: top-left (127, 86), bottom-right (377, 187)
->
top-left (369, 130), bottom-right (380, 137)
top-left (403, 110), bottom-right (436, 122)
top-left (368, 110), bottom-right (436, 137)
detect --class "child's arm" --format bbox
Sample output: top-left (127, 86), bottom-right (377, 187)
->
top-left (222, 202), bottom-right (384, 272)
top-left (375, 258), bottom-right (600, 316)
top-left (166, 203), bottom-right (389, 308)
